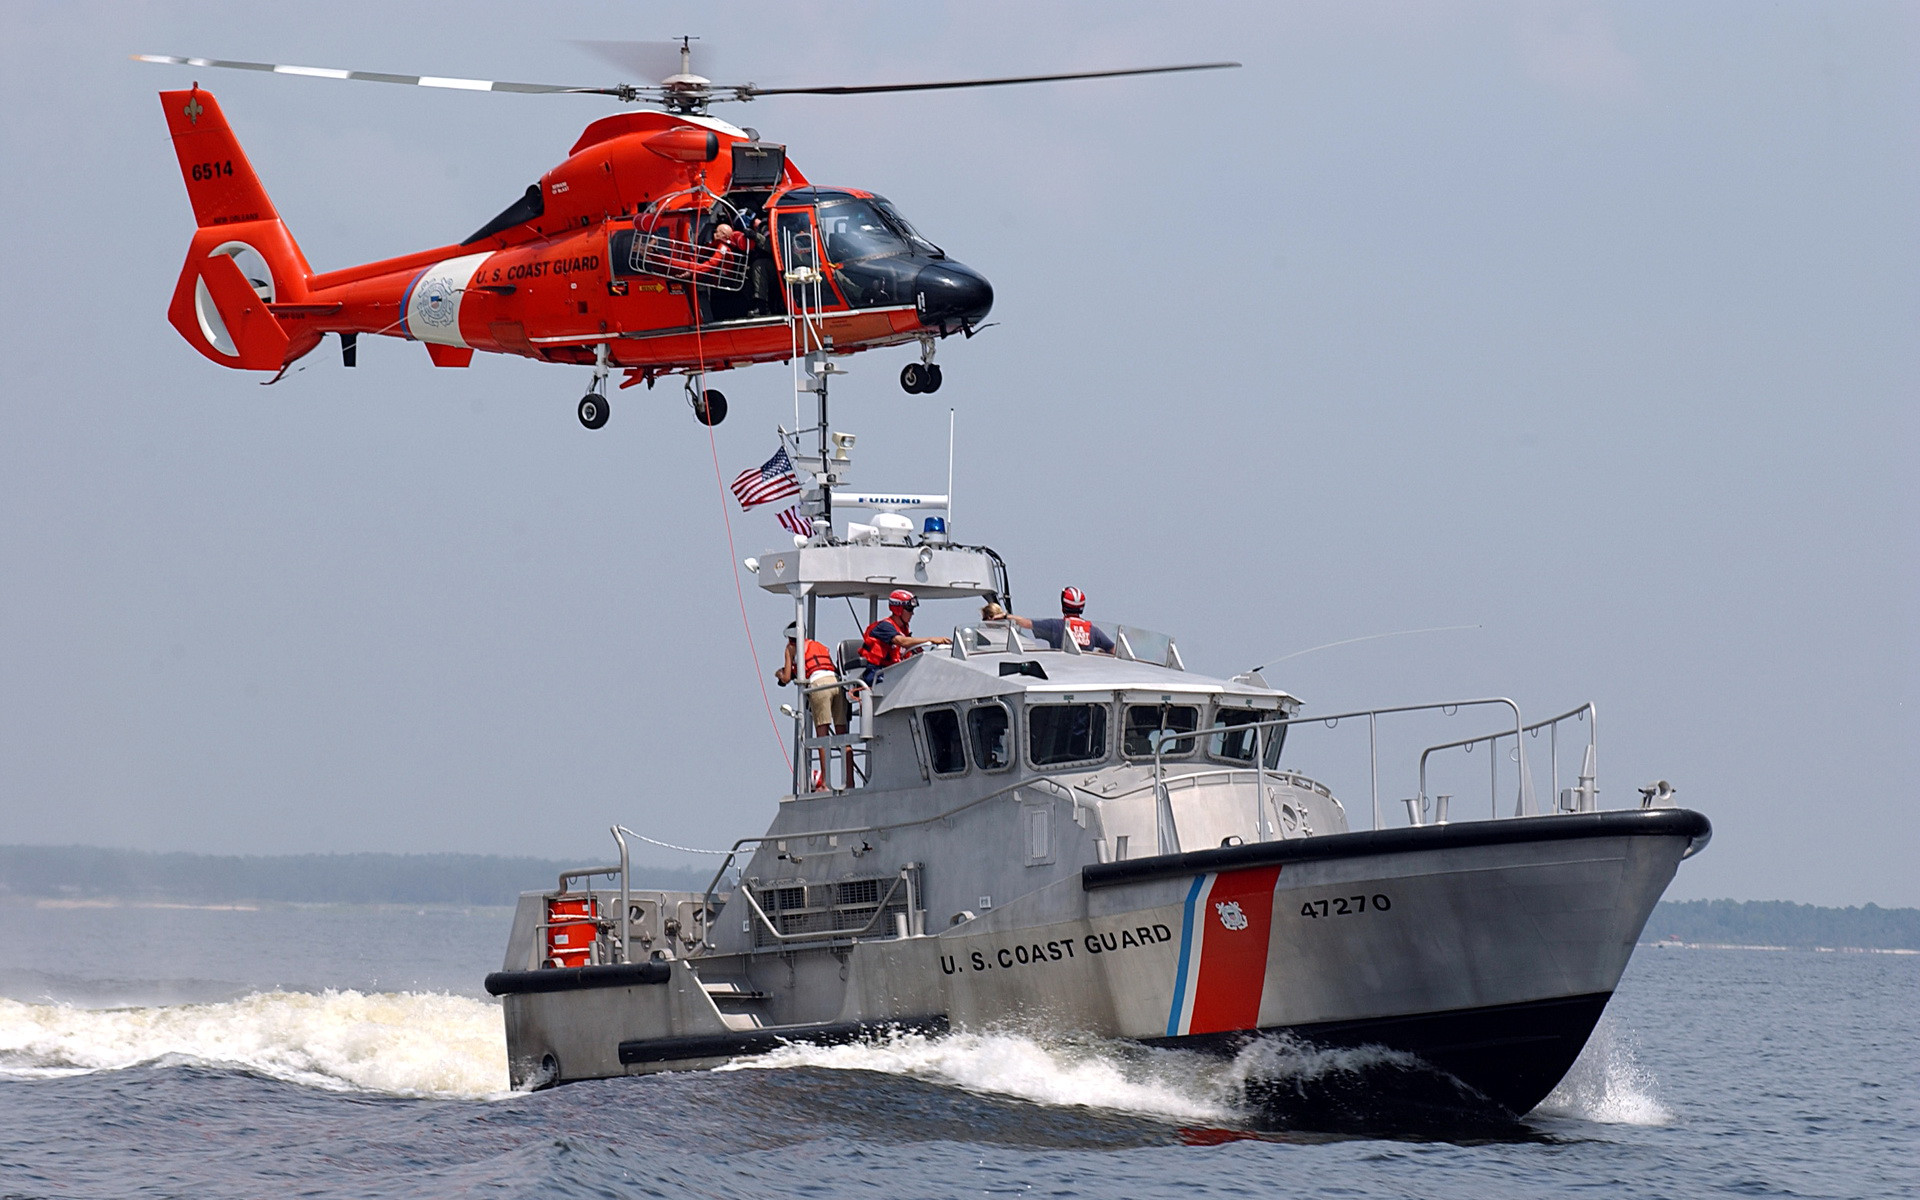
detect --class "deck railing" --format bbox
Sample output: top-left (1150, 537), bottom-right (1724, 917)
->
top-left (1145, 698), bottom-right (1603, 849)
top-left (1417, 702), bottom-right (1597, 822)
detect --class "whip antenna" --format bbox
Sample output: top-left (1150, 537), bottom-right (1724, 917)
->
top-left (1250, 624), bottom-right (1481, 673)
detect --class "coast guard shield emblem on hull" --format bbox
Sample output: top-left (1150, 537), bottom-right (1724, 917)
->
top-left (1214, 900), bottom-right (1249, 930)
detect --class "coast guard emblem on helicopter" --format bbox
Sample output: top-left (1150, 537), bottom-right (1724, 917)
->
top-left (1214, 900), bottom-right (1249, 931)
top-left (414, 279), bottom-right (458, 328)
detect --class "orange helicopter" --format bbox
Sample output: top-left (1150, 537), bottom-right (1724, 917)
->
top-left (140, 44), bottom-right (1235, 428)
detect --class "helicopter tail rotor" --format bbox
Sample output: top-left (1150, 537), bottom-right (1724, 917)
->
top-left (158, 87), bottom-right (313, 370)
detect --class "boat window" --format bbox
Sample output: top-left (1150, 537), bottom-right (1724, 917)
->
top-left (1210, 707), bottom-right (1284, 767)
top-left (968, 703), bottom-right (1012, 771)
top-left (923, 708), bottom-right (967, 776)
top-left (1123, 705), bottom-right (1198, 759)
top-left (816, 198), bottom-right (909, 262)
top-left (1029, 703), bottom-right (1109, 767)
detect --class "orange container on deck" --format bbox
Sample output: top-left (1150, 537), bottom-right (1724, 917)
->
top-left (546, 896), bottom-right (599, 968)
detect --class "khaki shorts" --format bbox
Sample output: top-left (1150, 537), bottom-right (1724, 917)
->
top-left (807, 671), bottom-right (851, 727)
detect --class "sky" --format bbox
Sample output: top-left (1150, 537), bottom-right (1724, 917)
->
top-left (0, 1), bottom-right (1913, 905)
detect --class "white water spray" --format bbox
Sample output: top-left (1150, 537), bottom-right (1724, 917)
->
top-left (722, 1028), bottom-right (1450, 1126)
top-left (0, 991), bottom-right (510, 1099)
top-left (1534, 1015), bottom-right (1671, 1125)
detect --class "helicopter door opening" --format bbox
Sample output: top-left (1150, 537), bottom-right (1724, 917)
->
top-left (776, 209), bottom-right (842, 313)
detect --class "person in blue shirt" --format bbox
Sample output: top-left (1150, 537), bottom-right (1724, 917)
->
top-left (1010, 586), bottom-right (1114, 654)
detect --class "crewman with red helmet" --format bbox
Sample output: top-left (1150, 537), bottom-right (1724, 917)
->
top-left (1009, 586), bottom-right (1115, 654)
top-left (861, 589), bottom-right (950, 680)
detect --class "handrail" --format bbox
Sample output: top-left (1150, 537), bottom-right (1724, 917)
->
top-left (695, 773), bottom-right (1101, 944)
top-left (1147, 698), bottom-right (1528, 845)
top-left (735, 869), bottom-right (910, 947)
top-left (610, 826), bottom-right (633, 965)
top-left (1092, 766), bottom-right (1334, 806)
top-left (1418, 703), bottom-right (1595, 820)
top-left (787, 676), bottom-right (873, 793)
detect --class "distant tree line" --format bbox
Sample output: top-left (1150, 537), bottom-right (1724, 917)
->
top-left (4, 847), bottom-right (1913, 947)
top-left (0, 845), bottom-right (713, 906)
top-left (1647, 899), bottom-right (1919, 951)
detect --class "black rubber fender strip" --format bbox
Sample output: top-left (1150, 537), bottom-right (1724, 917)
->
top-left (484, 960), bottom-right (672, 996)
top-left (1082, 808), bottom-right (1713, 891)
top-left (618, 1015), bottom-right (949, 1065)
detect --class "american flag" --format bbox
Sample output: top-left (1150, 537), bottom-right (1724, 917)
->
top-left (777, 506), bottom-right (814, 537)
top-left (731, 446), bottom-right (801, 510)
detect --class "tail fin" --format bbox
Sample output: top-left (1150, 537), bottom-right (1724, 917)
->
top-left (159, 88), bottom-right (318, 370)
top-left (160, 87), bottom-right (278, 227)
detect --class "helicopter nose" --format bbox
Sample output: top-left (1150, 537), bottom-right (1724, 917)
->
top-left (914, 261), bottom-right (993, 331)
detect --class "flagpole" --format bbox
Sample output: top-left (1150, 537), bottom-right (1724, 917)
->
top-left (947, 407), bottom-right (956, 534)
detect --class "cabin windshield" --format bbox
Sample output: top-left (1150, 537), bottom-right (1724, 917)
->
top-left (1210, 706), bottom-right (1288, 769)
top-left (1029, 703), bottom-right (1109, 767)
top-left (1123, 704), bottom-right (1198, 759)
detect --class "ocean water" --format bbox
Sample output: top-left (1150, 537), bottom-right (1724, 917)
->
top-left (0, 903), bottom-right (1913, 1198)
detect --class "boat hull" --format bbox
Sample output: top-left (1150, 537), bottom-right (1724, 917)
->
top-left (493, 809), bottom-right (1707, 1116)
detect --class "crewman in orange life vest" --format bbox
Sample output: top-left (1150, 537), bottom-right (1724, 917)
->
top-left (1007, 586), bottom-right (1115, 654)
top-left (777, 622), bottom-right (852, 787)
top-left (860, 589), bottom-right (950, 681)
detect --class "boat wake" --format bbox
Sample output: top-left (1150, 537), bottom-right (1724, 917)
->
top-left (0, 989), bottom-right (1667, 1132)
top-left (0, 990), bottom-right (510, 1099)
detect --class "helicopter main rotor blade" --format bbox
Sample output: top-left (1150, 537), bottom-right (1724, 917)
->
top-left (133, 55), bottom-right (636, 99)
top-left (734, 61), bottom-right (1239, 100)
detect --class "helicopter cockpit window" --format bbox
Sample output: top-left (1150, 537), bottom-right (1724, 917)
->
top-left (817, 199), bottom-right (909, 263)
top-left (871, 197), bottom-right (943, 258)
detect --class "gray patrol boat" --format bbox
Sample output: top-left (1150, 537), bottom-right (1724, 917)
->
top-left (485, 362), bottom-right (1710, 1118)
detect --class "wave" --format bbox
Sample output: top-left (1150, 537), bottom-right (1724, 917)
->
top-left (1534, 1014), bottom-right (1671, 1126)
top-left (722, 1029), bottom-right (1241, 1123)
top-left (0, 990), bottom-right (509, 1099)
top-left (724, 1028), bottom-right (1499, 1133)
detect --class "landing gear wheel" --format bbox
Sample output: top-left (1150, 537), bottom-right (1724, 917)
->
top-left (692, 389), bottom-right (728, 426)
top-left (578, 393), bottom-right (609, 430)
top-left (900, 363), bottom-right (927, 394)
top-left (921, 364), bottom-right (943, 393)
